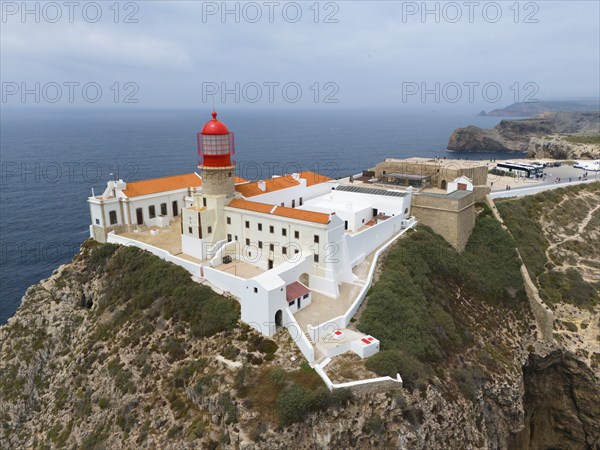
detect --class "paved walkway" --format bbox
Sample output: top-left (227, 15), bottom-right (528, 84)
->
top-left (294, 282), bottom-right (364, 333)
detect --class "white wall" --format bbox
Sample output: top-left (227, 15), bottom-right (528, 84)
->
top-left (247, 178), bottom-right (334, 207)
top-left (448, 176), bottom-right (474, 193)
top-left (107, 233), bottom-right (202, 277)
top-left (283, 307), bottom-right (315, 363)
top-left (346, 213), bottom-right (407, 267)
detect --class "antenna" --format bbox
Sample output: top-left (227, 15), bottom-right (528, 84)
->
top-left (212, 94), bottom-right (215, 113)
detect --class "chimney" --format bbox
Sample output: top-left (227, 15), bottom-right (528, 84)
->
top-left (258, 180), bottom-right (266, 192)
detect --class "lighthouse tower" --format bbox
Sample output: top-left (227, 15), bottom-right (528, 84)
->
top-left (181, 111), bottom-right (237, 260)
top-left (198, 111), bottom-right (235, 196)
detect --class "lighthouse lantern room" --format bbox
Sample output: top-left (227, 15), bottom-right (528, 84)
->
top-left (198, 111), bottom-right (236, 196)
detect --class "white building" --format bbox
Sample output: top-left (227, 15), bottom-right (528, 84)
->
top-left (89, 111), bottom-right (416, 365)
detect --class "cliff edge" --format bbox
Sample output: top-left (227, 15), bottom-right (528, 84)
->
top-left (447, 112), bottom-right (600, 153)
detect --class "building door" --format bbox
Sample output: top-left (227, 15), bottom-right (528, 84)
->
top-left (297, 297), bottom-right (301, 309)
top-left (458, 183), bottom-right (467, 190)
top-left (275, 310), bottom-right (282, 327)
top-left (136, 208), bottom-right (143, 225)
top-left (344, 221), bottom-right (348, 230)
top-left (372, 208), bottom-right (378, 217)
top-left (441, 180), bottom-right (447, 190)
top-left (172, 201), bottom-right (178, 216)
top-left (268, 259), bottom-right (273, 269)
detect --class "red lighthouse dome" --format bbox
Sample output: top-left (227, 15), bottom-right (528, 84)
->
top-left (197, 111), bottom-right (235, 168)
top-left (201, 111), bottom-right (230, 135)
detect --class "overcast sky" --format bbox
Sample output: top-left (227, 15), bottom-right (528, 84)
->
top-left (1, 1), bottom-right (599, 112)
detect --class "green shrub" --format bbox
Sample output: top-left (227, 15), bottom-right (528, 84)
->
top-left (269, 367), bottom-right (287, 387)
top-left (365, 350), bottom-right (425, 389)
top-left (85, 244), bottom-right (239, 341)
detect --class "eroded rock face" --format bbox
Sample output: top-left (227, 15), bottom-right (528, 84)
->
top-left (509, 350), bottom-right (600, 450)
top-left (447, 112), bottom-right (600, 152)
top-left (527, 136), bottom-right (600, 160)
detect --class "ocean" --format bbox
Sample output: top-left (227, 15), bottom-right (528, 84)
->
top-left (0, 108), bottom-right (509, 324)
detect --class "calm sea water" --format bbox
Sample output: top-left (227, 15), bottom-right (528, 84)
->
top-left (0, 108), bottom-right (509, 324)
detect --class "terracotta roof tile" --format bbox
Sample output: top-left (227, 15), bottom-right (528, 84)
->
top-left (122, 173), bottom-right (201, 198)
top-left (298, 171), bottom-right (334, 186)
top-left (273, 206), bottom-right (330, 224)
top-left (227, 199), bottom-right (330, 224)
top-left (227, 199), bottom-right (275, 214)
top-left (235, 175), bottom-right (299, 197)
top-left (286, 281), bottom-right (310, 301)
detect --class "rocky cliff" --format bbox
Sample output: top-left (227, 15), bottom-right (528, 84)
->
top-left (447, 112), bottom-right (600, 153)
top-left (1, 191), bottom-right (599, 449)
top-left (527, 135), bottom-right (600, 160)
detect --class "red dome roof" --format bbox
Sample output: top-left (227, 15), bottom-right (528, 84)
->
top-left (201, 111), bottom-right (229, 135)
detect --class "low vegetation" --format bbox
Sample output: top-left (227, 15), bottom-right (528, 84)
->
top-left (496, 182), bottom-right (599, 309)
top-left (235, 362), bottom-right (352, 426)
top-left (358, 212), bottom-right (526, 389)
top-left (564, 134), bottom-right (600, 145)
top-left (81, 241), bottom-right (240, 340)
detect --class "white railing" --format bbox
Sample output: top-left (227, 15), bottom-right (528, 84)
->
top-left (315, 358), bottom-right (402, 392)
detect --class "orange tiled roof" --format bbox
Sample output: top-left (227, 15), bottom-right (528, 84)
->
top-left (298, 171), bottom-right (334, 186)
top-left (227, 199), bottom-right (330, 224)
top-left (234, 176), bottom-right (247, 184)
top-left (227, 199), bottom-right (275, 214)
top-left (235, 175), bottom-right (299, 197)
top-left (272, 206), bottom-right (330, 224)
top-left (122, 173), bottom-right (201, 198)
top-left (234, 171), bottom-right (332, 197)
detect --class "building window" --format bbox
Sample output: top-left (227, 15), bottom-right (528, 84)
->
top-left (314, 254), bottom-right (319, 263)
top-left (258, 223), bottom-right (262, 231)
top-left (295, 249), bottom-right (299, 254)
top-left (269, 225), bottom-right (274, 233)
top-left (303, 293), bottom-right (309, 299)
top-left (282, 246), bottom-right (287, 255)
top-left (288, 300), bottom-right (295, 307)
top-left (109, 211), bottom-right (117, 225)
top-left (227, 217), bottom-right (231, 224)
top-left (282, 228), bottom-right (287, 236)
top-left (227, 234), bottom-right (232, 242)
top-left (149, 205), bottom-right (156, 218)
top-left (207, 226), bottom-right (212, 234)
top-left (294, 230), bottom-right (299, 239)
top-left (203, 197), bottom-right (207, 207)
top-left (292, 199), bottom-right (295, 208)
top-left (254, 287), bottom-right (258, 293)
top-left (281, 202), bottom-right (284, 206)
top-left (258, 241), bottom-right (263, 249)
top-left (269, 243), bottom-right (274, 251)
top-left (95, 218), bottom-right (100, 225)
top-left (172, 200), bottom-right (179, 216)
top-left (245, 221), bottom-right (250, 229)
top-left (189, 227), bottom-right (193, 234)
top-left (314, 235), bottom-right (319, 243)
top-left (228, 172), bottom-right (232, 177)
top-left (246, 238), bottom-right (250, 246)
top-left (299, 197), bottom-right (303, 206)
top-left (160, 203), bottom-right (167, 215)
